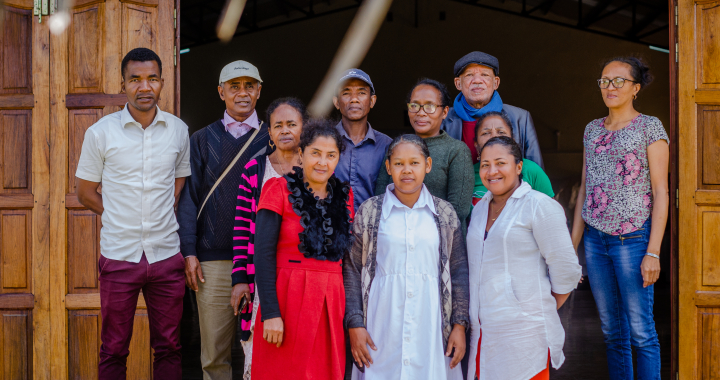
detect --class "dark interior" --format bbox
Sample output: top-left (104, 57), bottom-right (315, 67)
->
top-left (177, 0), bottom-right (673, 378)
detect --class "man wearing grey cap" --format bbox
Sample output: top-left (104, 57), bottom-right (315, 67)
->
top-left (332, 68), bottom-right (392, 211)
top-left (177, 60), bottom-right (269, 380)
top-left (441, 51), bottom-right (544, 168)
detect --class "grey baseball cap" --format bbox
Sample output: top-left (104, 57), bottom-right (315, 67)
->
top-left (454, 51), bottom-right (499, 77)
top-left (219, 60), bottom-right (262, 85)
top-left (337, 68), bottom-right (375, 94)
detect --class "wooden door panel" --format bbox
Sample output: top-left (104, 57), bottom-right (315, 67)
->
top-left (701, 211), bottom-right (720, 286)
top-left (0, 110), bottom-right (31, 193)
top-left (67, 109), bottom-right (103, 195)
top-left (121, 2), bottom-right (157, 55)
top-left (68, 4), bottom-right (105, 95)
top-left (697, 105), bottom-right (720, 188)
top-left (0, 7), bottom-right (32, 95)
top-left (698, 307), bottom-right (720, 379)
top-left (0, 210), bottom-right (31, 293)
top-left (0, 310), bottom-right (32, 380)
top-left (696, 0), bottom-right (720, 89)
top-left (68, 309), bottom-right (152, 380)
top-left (68, 310), bottom-right (100, 380)
top-left (67, 211), bottom-right (101, 294)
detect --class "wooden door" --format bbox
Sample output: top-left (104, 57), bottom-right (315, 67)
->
top-left (678, 0), bottom-right (720, 378)
top-left (46, 0), bottom-right (178, 378)
top-left (0, 1), bottom-right (50, 379)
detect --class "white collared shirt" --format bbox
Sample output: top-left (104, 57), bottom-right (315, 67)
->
top-left (466, 181), bottom-right (581, 380)
top-left (221, 109), bottom-right (259, 139)
top-left (75, 105), bottom-right (192, 263)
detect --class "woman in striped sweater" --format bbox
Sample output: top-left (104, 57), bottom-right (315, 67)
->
top-left (230, 97), bottom-right (307, 380)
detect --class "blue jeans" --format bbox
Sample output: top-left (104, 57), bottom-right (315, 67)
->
top-left (584, 219), bottom-right (660, 380)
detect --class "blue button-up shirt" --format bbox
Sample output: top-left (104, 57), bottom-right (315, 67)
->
top-left (334, 121), bottom-right (392, 211)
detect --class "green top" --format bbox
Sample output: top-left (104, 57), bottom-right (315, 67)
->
top-left (472, 158), bottom-right (554, 203)
top-left (375, 131), bottom-right (475, 232)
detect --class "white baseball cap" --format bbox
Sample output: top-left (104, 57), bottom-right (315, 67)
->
top-left (218, 60), bottom-right (262, 85)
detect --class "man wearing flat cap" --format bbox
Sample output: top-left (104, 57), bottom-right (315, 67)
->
top-left (177, 60), bottom-right (270, 379)
top-left (442, 51), bottom-right (544, 168)
top-left (333, 68), bottom-right (392, 211)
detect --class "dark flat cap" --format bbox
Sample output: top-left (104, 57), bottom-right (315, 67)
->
top-left (454, 51), bottom-right (499, 77)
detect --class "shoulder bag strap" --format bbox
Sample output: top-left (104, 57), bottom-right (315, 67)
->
top-left (197, 123), bottom-right (262, 220)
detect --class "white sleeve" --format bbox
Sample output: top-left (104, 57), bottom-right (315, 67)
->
top-left (531, 197), bottom-right (582, 294)
top-left (75, 128), bottom-right (104, 182)
top-left (175, 125), bottom-right (191, 178)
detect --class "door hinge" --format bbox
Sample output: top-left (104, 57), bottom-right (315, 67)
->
top-left (174, 46), bottom-right (177, 67)
top-left (174, 9), bottom-right (177, 29)
top-left (675, 43), bottom-right (678, 63)
top-left (676, 188), bottom-right (679, 209)
top-left (33, 0), bottom-right (50, 22)
top-left (675, 5), bottom-right (678, 26)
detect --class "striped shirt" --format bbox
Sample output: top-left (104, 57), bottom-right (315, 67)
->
top-left (231, 156), bottom-right (280, 339)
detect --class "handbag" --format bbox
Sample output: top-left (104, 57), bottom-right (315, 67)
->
top-left (197, 123), bottom-right (261, 220)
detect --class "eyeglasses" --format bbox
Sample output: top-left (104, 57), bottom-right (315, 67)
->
top-left (597, 77), bottom-right (638, 89)
top-left (407, 103), bottom-right (441, 114)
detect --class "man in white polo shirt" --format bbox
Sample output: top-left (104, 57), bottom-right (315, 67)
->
top-left (75, 48), bottom-right (191, 380)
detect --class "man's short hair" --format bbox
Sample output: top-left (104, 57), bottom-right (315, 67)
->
top-left (121, 48), bottom-right (162, 79)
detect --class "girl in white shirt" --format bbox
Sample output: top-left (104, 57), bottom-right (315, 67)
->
top-left (344, 134), bottom-right (469, 380)
top-left (466, 136), bottom-right (581, 380)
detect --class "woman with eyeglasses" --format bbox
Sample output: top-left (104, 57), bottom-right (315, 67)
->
top-left (570, 57), bottom-right (669, 380)
top-left (375, 78), bottom-right (474, 230)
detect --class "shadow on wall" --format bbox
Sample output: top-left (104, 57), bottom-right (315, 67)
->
top-left (179, 0), bottom-right (670, 182)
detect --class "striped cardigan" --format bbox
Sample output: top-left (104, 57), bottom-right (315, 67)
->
top-left (231, 154), bottom-right (268, 341)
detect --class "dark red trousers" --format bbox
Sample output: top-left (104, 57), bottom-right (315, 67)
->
top-left (98, 252), bottom-right (185, 380)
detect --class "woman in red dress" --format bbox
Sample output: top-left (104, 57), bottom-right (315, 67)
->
top-left (252, 119), bottom-right (354, 380)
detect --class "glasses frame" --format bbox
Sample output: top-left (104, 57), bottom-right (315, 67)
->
top-left (597, 77), bottom-right (638, 89)
top-left (407, 103), bottom-right (441, 114)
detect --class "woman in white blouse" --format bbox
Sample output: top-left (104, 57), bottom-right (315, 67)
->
top-left (466, 136), bottom-right (581, 380)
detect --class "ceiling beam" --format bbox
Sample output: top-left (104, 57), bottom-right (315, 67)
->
top-left (580, 0), bottom-right (614, 28)
top-left (525, 0), bottom-right (556, 15)
top-left (449, 0), bottom-right (668, 49)
top-left (276, 0), bottom-right (313, 16)
top-left (625, 7), bottom-right (663, 37)
top-left (587, 2), bottom-right (631, 25)
top-left (635, 23), bottom-right (668, 39)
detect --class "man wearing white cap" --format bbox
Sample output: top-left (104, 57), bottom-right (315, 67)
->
top-left (177, 60), bottom-right (270, 380)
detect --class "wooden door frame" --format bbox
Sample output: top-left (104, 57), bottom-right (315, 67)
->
top-left (175, 0), bottom-right (181, 117)
top-left (668, 0), bottom-right (679, 377)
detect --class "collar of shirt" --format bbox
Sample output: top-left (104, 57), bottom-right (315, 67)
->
top-left (480, 180), bottom-right (532, 203)
top-left (381, 184), bottom-right (437, 219)
top-left (222, 109), bottom-right (260, 130)
top-left (120, 104), bottom-right (166, 129)
top-left (335, 121), bottom-right (377, 146)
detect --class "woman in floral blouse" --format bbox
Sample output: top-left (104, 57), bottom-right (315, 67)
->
top-left (571, 56), bottom-right (669, 380)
